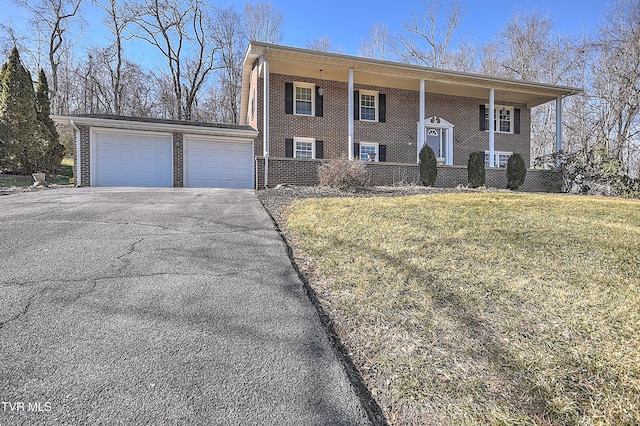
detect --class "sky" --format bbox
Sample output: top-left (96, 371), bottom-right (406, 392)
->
top-left (0, 0), bottom-right (608, 64)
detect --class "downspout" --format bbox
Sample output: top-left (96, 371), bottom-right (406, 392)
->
top-left (69, 120), bottom-right (81, 186)
top-left (262, 54), bottom-right (270, 188)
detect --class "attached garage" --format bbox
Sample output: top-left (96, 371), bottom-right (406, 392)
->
top-left (184, 137), bottom-right (253, 189)
top-left (92, 129), bottom-right (173, 187)
top-left (51, 115), bottom-right (258, 189)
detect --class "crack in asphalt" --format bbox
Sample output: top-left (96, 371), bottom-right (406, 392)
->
top-left (0, 232), bottom-right (254, 330)
top-left (0, 290), bottom-right (40, 330)
top-left (116, 238), bottom-right (144, 274)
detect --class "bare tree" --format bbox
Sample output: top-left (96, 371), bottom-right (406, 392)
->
top-left (242, 1), bottom-right (284, 44)
top-left (93, 0), bottom-right (135, 115)
top-left (131, 0), bottom-right (220, 120)
top-left (211, 6), bottom-right (244, 124)
top-left (13, 0), bottom-right (82, 113)
top-left (396, 0), bottom-right (463, 68)
top-left (359, 23), bottom-right (392, 60)
top-left (306, 35), bottom-right (343, 53)
top-left (590, 0), bottom-right (640, 175)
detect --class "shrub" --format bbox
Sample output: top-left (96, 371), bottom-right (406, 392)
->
top-left (467, 152), bottom-right (485, 188)
top-left (506, 153), bottom-right (527, 190)
top-left (419, 144), bottom-right (437, 186)
top-left (534, 149), bottom-right (640, 198)
top-left (319, 156), bottom-right (370, 191)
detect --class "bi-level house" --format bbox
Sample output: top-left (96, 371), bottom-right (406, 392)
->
top-left (241, 42), bottom-right (581, 190)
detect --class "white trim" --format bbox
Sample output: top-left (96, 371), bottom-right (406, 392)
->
top-left (484, 104), bottom-right (515, 134)
top-left (484, 150), bottom-right (513, 168)
top-left (358, 142), bottom-right (379, 162)
top-left (90, 127), bottom-right (174, 187)
top-left (183, 134), bottom-right (255, 189)
top-left (419, 116), bottom-right (454, 165)
top-left (293, 137), bottom-right (316, 159)
top-left (293, 81), bottom-right (315, 116)
top-left (348, 69), bottom-right (354, 160)
top-left (51, 116), bottom-right (258, 139)
top-left (359, 89), bottom-right (378, 122)
top-left (489, 89), bottom-right (495, 167)
top-left (556, 96), bottom-right (562, 154)
top-left (419, 79), bottom-right (425, 162)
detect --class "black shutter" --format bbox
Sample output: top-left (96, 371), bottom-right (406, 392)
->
top-left (353, 90), bottom-right (360, 120)
top-left (315, 140), bottom-right (324, 159)
top-left (315, 86), bottom-right (323, 117)
top-left (479, 105), bottom-right (486, 131)
top-left (479, 151), bottom-right (486, 165)
top-left (379, 94), bottom-right (386, 122)
top-left (379, 144), bottom-right (387, 162)
top-left (285, 83), bottom-right (293, 114)
top-left (354, 142), bottom-right (360, 159)
top-left (285, 138), bottom-right (293, 157)
top-left (514, 108), bottom-right (521, 134)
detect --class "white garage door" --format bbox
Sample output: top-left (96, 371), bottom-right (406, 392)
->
top-left (92, 130), bottom-right (173, 187)
top-left (185, 138), bottom-right (253, 189)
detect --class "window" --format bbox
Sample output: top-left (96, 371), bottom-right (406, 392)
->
top-left (484, 105), bottom-right (514, 133)
top-left (360, 90), bottom-right (378, 122)
top-left (484, 151), bottom-right (512, 168)
top-left (294, 137), bottom-right (315, 159)
top-left (294, 82), bottom-right (314, 116)
top-left (359, 142), bottom-right (379, 162)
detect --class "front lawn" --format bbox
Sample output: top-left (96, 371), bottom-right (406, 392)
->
top-left (285, 192), bottom-right (640, 425)
top-left (0, 158), bottom-right (74, 188)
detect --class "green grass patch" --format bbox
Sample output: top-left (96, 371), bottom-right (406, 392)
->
top-left (0, 159), bottom-right (74, 188)
top-left (286, 192), bottom-right (640, 425)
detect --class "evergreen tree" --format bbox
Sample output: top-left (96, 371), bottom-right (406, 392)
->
top-left (468, 152), bottom-right (486, 188)
top-left (419, 144), bottom-right (437, 186)
top-left (36, 69), bottom-right (63, 172)
top-left (506, 153), bottom-right (527, 190)
top-left (0, 47), bottom-right (40, 174)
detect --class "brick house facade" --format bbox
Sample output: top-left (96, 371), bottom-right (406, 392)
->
top-left (241, 42), bottom-right (580, 190)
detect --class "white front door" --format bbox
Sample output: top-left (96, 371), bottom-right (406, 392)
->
top-left (418, 116), bottom-right (454, 165)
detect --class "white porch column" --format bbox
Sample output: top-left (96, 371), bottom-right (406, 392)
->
top-left (348, 69), bottom-right (354, 160)
top-left (418, 79), bottom-right (425, 163)
top-left (489, 88), bottom-right (495, 167)
top-left (262, 57), bottom-right (270, 187)
top-left (556, 96), bottom-right (563, 154)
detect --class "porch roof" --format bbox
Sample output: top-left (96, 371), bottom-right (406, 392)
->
top-left (241, 42), bottom-right (582, 123)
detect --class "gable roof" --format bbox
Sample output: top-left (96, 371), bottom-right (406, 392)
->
top-left (241, 42), bottom-right (582, 124)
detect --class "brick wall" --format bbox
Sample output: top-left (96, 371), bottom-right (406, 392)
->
top-left (256, 73), bottom-right (532, 166)
top-left (78, 125), bottom-right (91, 186)
top-left (256, 156), bottom-right (560, 192)
top-left (173, 133), bottom-right (183, 187)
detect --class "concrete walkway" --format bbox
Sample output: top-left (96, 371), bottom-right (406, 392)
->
top-left (0, 188), bottom-right (370, 425)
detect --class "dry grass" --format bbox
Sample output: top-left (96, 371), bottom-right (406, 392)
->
top-left (284, 192), bottom-right (640, 425)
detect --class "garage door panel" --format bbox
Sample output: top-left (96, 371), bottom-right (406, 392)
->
top-left (185, 139), bottom-right (252, 189)
top-left (93, 132), bottom-right (173, 187)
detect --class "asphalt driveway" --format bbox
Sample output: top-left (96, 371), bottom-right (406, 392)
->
top-left (0, 188), bottom-right (370, 425)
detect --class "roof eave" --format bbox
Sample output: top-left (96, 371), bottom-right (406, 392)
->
top-left (52, 115), bottom-right (259, 139)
